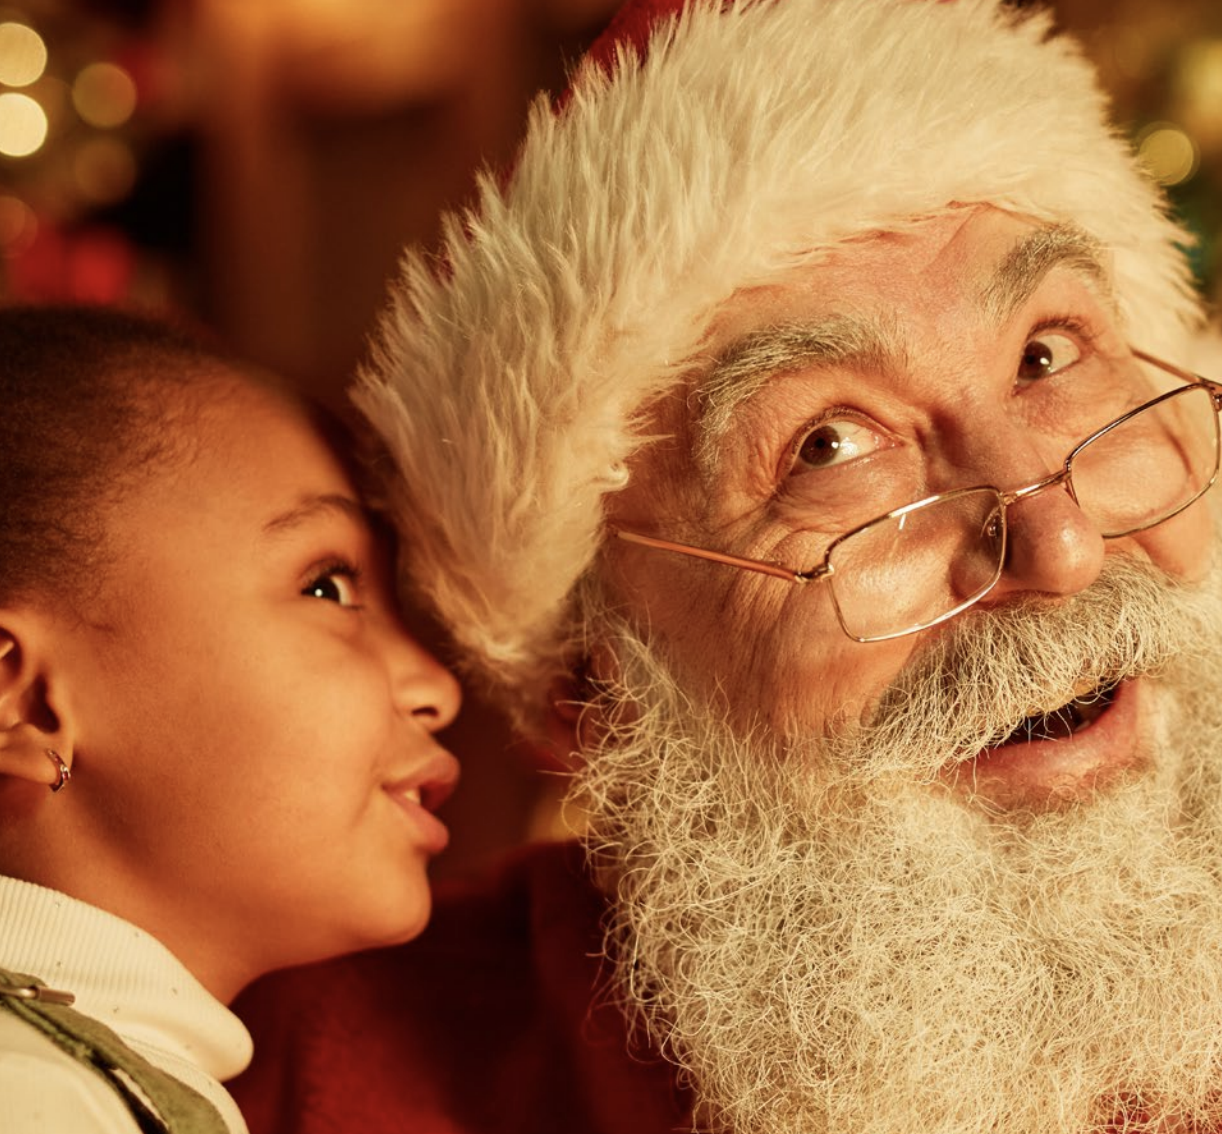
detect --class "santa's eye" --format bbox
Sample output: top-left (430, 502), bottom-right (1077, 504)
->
top-left (1017, 333), bottom-right (1081, 382)
top-left (791, 418), bottom-right (884, 472)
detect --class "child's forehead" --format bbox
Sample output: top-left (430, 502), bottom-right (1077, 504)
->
top-left (176, 367), bottom-right (330, 454)
top-left (85, 377), bottom-right (376, 612)
top-left (118, 370), bottom-right (361, 528)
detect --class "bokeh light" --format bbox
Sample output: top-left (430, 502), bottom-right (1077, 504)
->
top-left (0, 22), bottom-right (47, 88)
top-left (0, 91), bottom-right (48, 157)
top-left (73, 135), bottom-right (137, 205)
top-left (1175, 40), bottom-right (1222, 151)
top-left (72, 61), bottom-right (137, 128)
top-left (0, 194), bottom-right (37, 257)
top-left (1136, 122), bottom-right (1199, 187)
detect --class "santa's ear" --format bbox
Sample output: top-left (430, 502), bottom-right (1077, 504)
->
top-left (543, 669), bottom-right (586, 771)
top-left (0, 614), bottom-right (75, 789)
top-left (543, 642), bottom-right (629, 768)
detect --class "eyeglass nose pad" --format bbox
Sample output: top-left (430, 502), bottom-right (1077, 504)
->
top-left (982, 505), bottom-right (1005, 557)
top-left (951, 499), bottom-right (1007, 604)
top-left (994, 480), bottom-right (1105, 600)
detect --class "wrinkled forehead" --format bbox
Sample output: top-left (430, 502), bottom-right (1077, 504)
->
top-left (708, 210), bottom-right (1108, 336)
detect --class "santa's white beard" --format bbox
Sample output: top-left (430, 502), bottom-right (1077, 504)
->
top-left (573, 553), bottom-right (1222, 1133)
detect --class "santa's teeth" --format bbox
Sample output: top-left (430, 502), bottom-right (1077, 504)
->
top-left (1023, 684), bottom-right (1109, 721)
top-left (402, 788), bottom-right (422, 805)
top-left (992, 683), bottom-right (1117, 747)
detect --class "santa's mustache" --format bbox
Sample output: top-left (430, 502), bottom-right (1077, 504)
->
top-left (824, 552), bottom-right (1222, 785)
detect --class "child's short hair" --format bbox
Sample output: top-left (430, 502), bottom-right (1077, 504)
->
top-left (0, 304), bottom-right (233, 605)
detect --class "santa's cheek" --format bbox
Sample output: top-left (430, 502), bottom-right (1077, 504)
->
top-left (1130, 507), bottom-right (1214, 583)
top-left (768, 644), bottom-right (914, 736)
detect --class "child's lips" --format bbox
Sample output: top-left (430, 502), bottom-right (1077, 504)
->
top-left (388, 746), bottom-right (459, 800)
top-left (385, 748), bottom-right (460, 850)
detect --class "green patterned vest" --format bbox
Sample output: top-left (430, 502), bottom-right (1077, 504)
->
top-left (0, 968), bottom-right (229, 1134)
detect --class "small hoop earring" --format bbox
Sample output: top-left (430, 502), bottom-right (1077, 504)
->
top-left (45, 750), bottom-right (70, 793)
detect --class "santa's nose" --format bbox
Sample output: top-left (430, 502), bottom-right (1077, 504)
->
top-left (985, 472), bottom-right (1106, 605)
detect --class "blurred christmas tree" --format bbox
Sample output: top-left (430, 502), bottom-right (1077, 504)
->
top-left (1050, 0), bottom-right (1222, 316)
top-left (0, 0), bottom-right (193, 307)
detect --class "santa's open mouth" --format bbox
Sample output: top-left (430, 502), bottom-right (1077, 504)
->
top-left (989, 681), bottom-right (1120, 748)
top-left (948, 680), bottom-right (1142, 809)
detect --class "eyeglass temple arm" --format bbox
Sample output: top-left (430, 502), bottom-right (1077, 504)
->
top-left (608, 524), bottom-right (826, 584)
top-left (1130, 347), bottom-right (1222, 408)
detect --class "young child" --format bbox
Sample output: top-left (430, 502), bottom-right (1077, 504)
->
top-left (0, 305), bottom-right (463, 1133)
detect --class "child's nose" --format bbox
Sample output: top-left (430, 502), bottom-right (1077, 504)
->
top-left (390, 627), bottom-right (462, 732)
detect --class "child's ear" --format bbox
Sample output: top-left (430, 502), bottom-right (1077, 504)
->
top-left (0, 615), bottom-right (75, 790)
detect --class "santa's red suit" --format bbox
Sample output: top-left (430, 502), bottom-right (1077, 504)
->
top-left (230, 842), bottom-right (689, 1134)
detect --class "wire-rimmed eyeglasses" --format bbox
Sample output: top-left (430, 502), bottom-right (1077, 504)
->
top-left (611, 349), bottom-right (1222, 643)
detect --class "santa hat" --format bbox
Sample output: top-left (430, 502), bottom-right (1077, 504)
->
top-left (353, 0), bottom-right (1202, 730)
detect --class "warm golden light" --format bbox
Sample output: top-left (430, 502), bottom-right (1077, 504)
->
top-left (0, 22), bottom-right (46, 88)
top-left (0, 91), bottom-right (47, 157)
top-left (1136, 123), bottom-right (1199, 187)
top-left (72, 61), bottom-right (137, 128)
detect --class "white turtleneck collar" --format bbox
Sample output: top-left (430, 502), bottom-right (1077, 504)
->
top-left (0, 874), bottom-right (253, 1133)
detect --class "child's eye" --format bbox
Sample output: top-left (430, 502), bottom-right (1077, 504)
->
top-left (302, 563), bottom-right (361, 606)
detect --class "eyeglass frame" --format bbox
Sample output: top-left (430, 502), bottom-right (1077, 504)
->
top-left (609, 348), bottom-right (1222, 643)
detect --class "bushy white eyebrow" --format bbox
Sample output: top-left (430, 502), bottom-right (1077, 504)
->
top-left (978, 224), bottom-right (1112, 328)
top-left (693, 316), bottom-right (906, 477)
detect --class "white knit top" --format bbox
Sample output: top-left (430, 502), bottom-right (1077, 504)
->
top-left (0, 875), bottom-right (252, 1133)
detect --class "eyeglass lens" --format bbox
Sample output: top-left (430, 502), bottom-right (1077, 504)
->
top-left (825, 383), bottom-right (1220, 642)
top-left (1070, 384), bottom-right (1218, 536)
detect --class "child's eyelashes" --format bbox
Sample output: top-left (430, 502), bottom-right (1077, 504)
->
top-left (301, 559), bottom-right (364, 607)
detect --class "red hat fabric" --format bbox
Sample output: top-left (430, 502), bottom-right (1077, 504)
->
top-left (581, 0), bottom-right (686, 78)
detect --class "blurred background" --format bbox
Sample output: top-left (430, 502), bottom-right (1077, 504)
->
top-left (1, 0), bottom-right (1220, 878)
